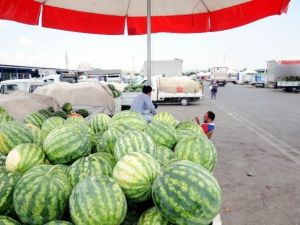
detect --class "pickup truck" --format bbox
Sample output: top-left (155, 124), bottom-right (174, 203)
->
top-left (121, 76), bottom-right (203, 107)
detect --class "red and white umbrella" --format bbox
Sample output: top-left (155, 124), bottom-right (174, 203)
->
top-left (0, 0), bottom-right (291, 82)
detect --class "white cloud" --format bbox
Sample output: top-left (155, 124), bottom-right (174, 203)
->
top-left (17, 37), bottom-right (35, 47)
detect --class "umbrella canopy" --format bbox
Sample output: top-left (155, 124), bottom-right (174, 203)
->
top-left (0, 0), bottom-right (290, 84)
top-left (0, 0), bottom-right (290, 35)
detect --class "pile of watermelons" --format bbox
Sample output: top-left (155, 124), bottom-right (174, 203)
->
top-left (123, 84), bottom-right (144, 93)
top-left (107, 84), bottom-right (122, 98)
top-left (0, 105), bottom-right (222, 225)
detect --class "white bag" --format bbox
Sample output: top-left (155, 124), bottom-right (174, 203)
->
top-left (209, 85), bottom-right (213, 90)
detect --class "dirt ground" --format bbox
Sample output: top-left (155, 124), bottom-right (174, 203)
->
top-left (157, 83), bottom-right (300, 225)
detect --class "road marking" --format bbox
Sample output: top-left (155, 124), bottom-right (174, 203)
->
top-left (212, 101), bottom-right (300, 165)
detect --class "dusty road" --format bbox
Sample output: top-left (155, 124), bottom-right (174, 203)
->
top-left (157, 83), bottom-right (300, 225)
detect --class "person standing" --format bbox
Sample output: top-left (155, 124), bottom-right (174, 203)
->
top-left (130, 85), bottom-right (156, 122)
top-left (210, 80), bottom-right (218, 100)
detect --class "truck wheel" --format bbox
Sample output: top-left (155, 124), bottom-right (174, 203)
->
top-left (180, 98), bottom-right (188, 106)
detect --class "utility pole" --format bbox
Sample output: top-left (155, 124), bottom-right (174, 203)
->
top-left (65, 51), bottom-right (69, 70)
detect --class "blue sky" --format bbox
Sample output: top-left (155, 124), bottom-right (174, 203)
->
top-left (0, 0), bottom-right (299, 72)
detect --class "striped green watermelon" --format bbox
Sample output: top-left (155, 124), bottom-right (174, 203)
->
top-left (41, 117), bottom-right (65, 135)
top-left (69, 176), bottom-right (127, 225)
top-left (0, 216), bottom-right (21, 225)
top-left (44, 220), bottom-right (74, 225)
top-left (110, 111), bottom-right (148, 131)
top-left (62, 103), bottom-right (72, 114)
top-left (0, 121), bottom-right (34, 155)
top-left (66, 116), bottom-right (85, 124)
top-left (0, 153), bottom-right (6, 166)
top-left (90, 132), bottom-right (105, 153)
top-left (13, 165), bottom-right (72, 225)
top-left (68, 152), bottom-right (115, 187)
top-left (145, 121), bottom-right (177, 149)
top-left (43, 123), bottom-right (91, 164)
top-left (152, 112), bottom-right (177, 128)
top-left (114, 130), bottom-right (156, 161)
top-left (176, 129), bottom-right (200, 141)
top-left (155, 146), bottom-right (174, 167)
top-left (38, 109), bottom-right (52, 118)
top-left (75, 109), bottom-right (89, 118)
top-left (174, 136), bottom-right (217, 172)
top-left (0, 106), bottom-right (7, 114)
top-left (25, 124), bottom-right (46, 147)
top-left (6, 143), bottom-right (45, 174)
top-left (52, 111), bottom-right (68, 119)
top-left (24, 112), bottom-right (47, 128)
top-left (138, 207), bottom-right (171, 225)
top-left (0, 167), bottom-right (21, 215)
top-left (90, 113), bottom-right (111, 133)
top-left (102, 126), bottom-right (130, 154)
top-left (0, 114), bottom-right (14, 125)
top-left (176, 121), bottom-right (205, 136)
top-left (113, 152), bottom-right (162, 202)
top-left (152, 160), bottom-right (222, 225)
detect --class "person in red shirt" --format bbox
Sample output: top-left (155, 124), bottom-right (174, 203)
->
top-left (195, 111), bottom-right (215, 139)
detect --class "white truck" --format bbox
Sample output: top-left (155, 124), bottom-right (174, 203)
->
top-left (267, 60), bottom-right (300, 87)
top-left (121, 76), bottom-right (203, 107)
top-left (0, 75), bottom-right (75, 95)
top-left (210, 67), bottom-right (228, 86)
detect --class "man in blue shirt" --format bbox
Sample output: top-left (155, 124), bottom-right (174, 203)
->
top-left (131, 85), bottom-right (157, 122)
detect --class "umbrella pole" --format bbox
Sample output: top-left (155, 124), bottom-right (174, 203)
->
top-left (147, 0), bottom-right (151, 85)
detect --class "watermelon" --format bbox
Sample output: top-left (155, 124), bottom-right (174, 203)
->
top-left (152, 112), bottom-right (177, 128)
top-left (52, 111), bottom-right (68, 119)
top-left (0, 216), bottom-right (21, 225)
top-left (0, 121), bottom-right (34, 155)
top-left (90, 132), bottom-right (105, 153)
top-left (6, 143), bottom-right (45, 174)
top-left (176, 121), bottom-right (205, 136)
top-left (0, 168), bottom-right (21, 215)
top-left (66, 116), bottom-right (85, 124)
top-left (44, 221), bottom-right (73, 225)
top-left (145, 121), bottom-right (177, 149)
top-left (0, 153), bottom-right (6, 166)
top-left (75, 109), bottom-right (89, 118)
top-left (113, 152), bottom-right (162, 202)
top-left (41, 117), bottom-right (66, 135)
top-left (68, 152), bottom-right (115, 187)
top-left (110, 111), bottom-right (148, 131)
top-left (0, 114), bottom-right (14, 125)
top-left (25, 124), bottom-right (46, 147)
top-left (90, 113), bottom-right (111, 133)
top-left (0, 106), bottom-right (7, 114)
top-left (62, 103), bottom-right (72, 114)
top-left (155, 146), bottom-right (175, 167)
top-left (138, 207), bottom-right (171, 225)
top-left (43, 123), bottom-right (91, 164)
top-left (152, 161), bottom-right (222, 225)
top-left (38, 109), bottom-right (52, 118)
top-left (174, 136), bottom-right (217, 172)
top-left (24, 112), bottom-right (47, 128)
top-left (69, 176), bottom-right (127, 225)
top-left (107, 84), bottom-right (116, 91)
top-left (176, 129), bottom-right (200, 141)
top-left (13, 165), bottom-right (72, 225)
top-left (102, 126), bottom-right (129, 154)
top-left (114, 130), bottom-right (156, 161)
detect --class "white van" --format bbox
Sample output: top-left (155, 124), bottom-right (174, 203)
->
top-left (0, 79), bottom-right (44, 94)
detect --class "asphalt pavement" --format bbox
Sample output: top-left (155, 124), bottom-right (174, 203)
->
top-left (157, 83), bottom-right (300, 225)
